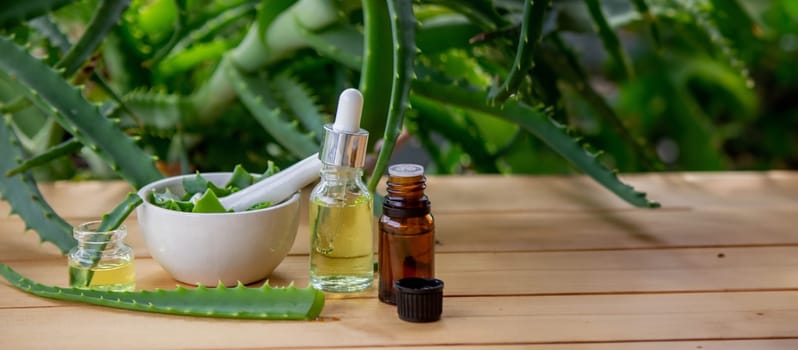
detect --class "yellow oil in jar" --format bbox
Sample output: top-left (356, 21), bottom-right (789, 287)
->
top-left (69, 260), bottom-right (135, 292)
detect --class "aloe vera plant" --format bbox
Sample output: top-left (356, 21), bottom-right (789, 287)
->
top-left (1, 0), bottom-right (792, 315)
top-left (1, 263), bottom-right (325, 320)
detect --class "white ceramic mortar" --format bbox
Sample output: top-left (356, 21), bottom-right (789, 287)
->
top-left (136, 173), bottom-right (300, 286)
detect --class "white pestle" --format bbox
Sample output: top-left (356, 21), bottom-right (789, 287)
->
top-left (219, 153), bottom-right (322, 212)
top-left (216, 89), bottom-right (363, 212)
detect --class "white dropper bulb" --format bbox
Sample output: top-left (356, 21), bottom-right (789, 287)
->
top-left (332, 88), bottom-right (363, 133)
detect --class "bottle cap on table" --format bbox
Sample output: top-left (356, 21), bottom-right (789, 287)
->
top-left (394, 277), bottom-right (444, 322)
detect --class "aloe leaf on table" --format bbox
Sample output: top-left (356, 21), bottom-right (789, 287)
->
top-left (1, 263), bottom-right (325, 320)
top-left (0, 36), bottom-right (163, 189)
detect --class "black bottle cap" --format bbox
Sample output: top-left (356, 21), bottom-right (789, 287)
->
top-left (394, 277), bottom-right (444, 322)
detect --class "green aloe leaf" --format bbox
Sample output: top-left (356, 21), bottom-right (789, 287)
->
top-left (413, 79), bottom-right (660, 208)
top-left (270, 73), bottom-right (328, 140)
top-left (488, 0), bottom-right (550, 103)
top-left (0, 263), bottom-right (325, 320)
top-left (57, 0), bottom-right (131, 77)
top-left (359, 0), bottom-right (393, 150)
top-left (0, 118), bottom-right (75, 253)
top-left (5, 138), bottom-right (83, 177)
top-left (192, 189), bottom-right (227, 213)
top-left (367, 0), bottom-right (416, 193)
top-left (0, 36), bottom-right (163, 189)
top-left (224, 63), bottom-right (318, 158)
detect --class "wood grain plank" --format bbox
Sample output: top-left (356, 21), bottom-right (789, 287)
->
top-left (2, 172), bottom-right (796, 222)
top-left (325, 339), bottom-right (798, 350)
top-left (5, 207), bottom-right (798, 261)
top-left (410, 171), bottom-right (798, 212)
top-left (1, 292), bottom-right (797, 349)
top-left (4, 246), bottom-right (798, 308)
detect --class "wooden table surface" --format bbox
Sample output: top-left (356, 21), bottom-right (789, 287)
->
top-left (2, 172), bottom-right (798, 349)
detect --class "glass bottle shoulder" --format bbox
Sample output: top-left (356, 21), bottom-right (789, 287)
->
top-left (311, 165), bottom-right (372, 207)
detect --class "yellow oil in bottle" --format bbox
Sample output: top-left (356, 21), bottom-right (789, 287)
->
top-left (68, 260), bottom-right (135, 292)
top-left (309, 196), bottom-right (374, 292)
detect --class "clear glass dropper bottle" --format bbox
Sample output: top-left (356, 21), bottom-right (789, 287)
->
top-left (309, 89), bottom-right (374, 292)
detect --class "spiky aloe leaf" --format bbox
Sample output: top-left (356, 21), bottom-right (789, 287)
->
top-left (157, 41), bottom-right (230, 77)
top-left (0, 263), bottom-right (325, 320)
top-left (544, 34), bottom-right (662, 171)
top-left (224, 64), bottom-right (318, 158)
top-left (367, 0), bottom-right (416, 192)
top-left (0, 36), bottom-right (163, 189)
top-left (0, 0), bottom-right (75, 28)
top-left (669, 0), bottom-right (752, 87)
top-left (113, 90), bottom-right (193, 130)
top-left (0, 118), bottom-right (75, 253)
top-left (5, 138), bottom-right (83, 177)
top-left (583, 0), bottom-right (634, 79)
top-left (296, 23), bottom-right (363, 70)
top-left (28, 16), bottom-right (71, 51)
top-left (359, 0), bottom-right (393, 150)
top-left (271, 73), bottom-right (328, 140)
top-left (57, 0), bottom-right (130, 77)
top-left (488, 0), bottom-right (550, 103)
top-left (413, 79), bottom-right (659, 208)
top-left (29, 13), bottom-right (137, 122)
top-left (170, 1), bottom-right (256, 54)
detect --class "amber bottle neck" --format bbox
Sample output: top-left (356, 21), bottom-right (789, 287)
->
top-left (382, 174), bottom-right (431, 218)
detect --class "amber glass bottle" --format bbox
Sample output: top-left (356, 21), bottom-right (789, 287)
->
top-left (378, 164), bottom-right (435, 304)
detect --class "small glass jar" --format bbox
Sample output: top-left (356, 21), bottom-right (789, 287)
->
top-left (68, 221), bottom-right (135, 291)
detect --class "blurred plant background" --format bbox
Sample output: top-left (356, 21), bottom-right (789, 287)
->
top-left (0, 0), bottom-right (796, 251)
top-left (3, 0), bottom-right (795, 179)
